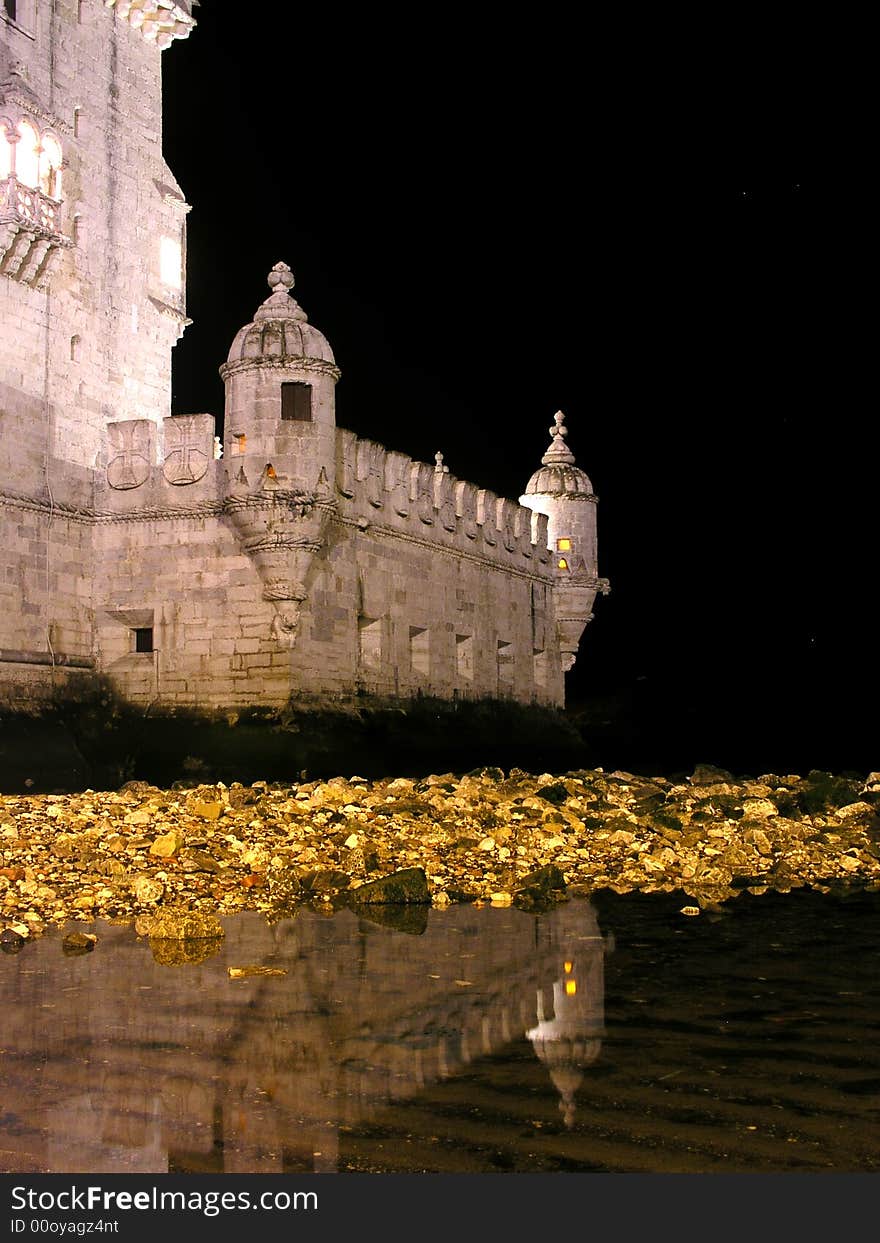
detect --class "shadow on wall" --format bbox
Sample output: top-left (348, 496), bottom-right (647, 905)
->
top-left (0, 676), bottom-right (590, 794)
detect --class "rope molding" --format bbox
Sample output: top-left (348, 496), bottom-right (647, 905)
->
top-left (0, 489), bottom-right (566, 583)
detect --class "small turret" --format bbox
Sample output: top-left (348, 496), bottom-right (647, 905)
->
top-left (519, 412), bottom-right (609, 672)
top-left (220, 262), bottom-right (340, 493)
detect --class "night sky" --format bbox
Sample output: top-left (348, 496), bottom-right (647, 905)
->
top-left (161, 10), bottom-right (874, 775)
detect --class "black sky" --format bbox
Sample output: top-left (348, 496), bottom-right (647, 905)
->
top-left (160, 10), bottom-right (874, 774)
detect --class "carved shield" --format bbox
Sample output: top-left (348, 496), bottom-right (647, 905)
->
top-left (163, 414), bottom-right (212, 485)
top-left (107, 420), bottom-right (152, 490)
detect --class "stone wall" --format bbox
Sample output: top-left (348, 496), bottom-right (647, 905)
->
top-left (87, 416), bottom-right (564, 710)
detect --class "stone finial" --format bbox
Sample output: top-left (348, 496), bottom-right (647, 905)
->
top-left (254, 260), bottom-right (307, 323)
top-left (541, 410), bottom-right (576, 467)
top-left (267, 261), bottom-right (295, 293)
top-left (434, 451), bottom-right (449, 474)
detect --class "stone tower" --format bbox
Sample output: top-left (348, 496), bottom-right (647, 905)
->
top-left (1, 1), bottom-right (195, 470)
top-left (1, 1), bottom-right (195, 690)
top-left (520, 412), bottom-right (610, 671)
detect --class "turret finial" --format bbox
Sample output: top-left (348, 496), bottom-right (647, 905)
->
top-left (541, 410), bottom-right (576, 467)
top-left (267, 261), bottom-right (295, 294)
top-left (253, 260), bottom-right (307, 323)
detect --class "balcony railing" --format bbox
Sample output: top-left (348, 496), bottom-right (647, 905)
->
top-left (0, 175), bottom-right (61, 234)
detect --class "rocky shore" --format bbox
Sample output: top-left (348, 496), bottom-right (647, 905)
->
top-left (1, 764), bottom-right (878, 951)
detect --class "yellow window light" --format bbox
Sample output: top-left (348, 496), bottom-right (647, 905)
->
top-left (565, 980), bottom-right (577, 996)
top-left (564, 961), bottom-right (573, 974)
top-left (557, 538), bottom-right (572, 551)
top-left (557, 558), bottom-right (569, 571)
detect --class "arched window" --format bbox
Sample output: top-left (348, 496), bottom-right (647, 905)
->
top-left (40, 133), bottom-right (63, 198)
top-left (0, 122), bottom-right (11, 178)
top-left (15, 119), bottom-right (39, 189)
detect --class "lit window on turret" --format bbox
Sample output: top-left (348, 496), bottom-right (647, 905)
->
top-left (557, 557), bottom-right (569, 570)
top-left (281, 382), bottom-right (312, 422)
top-left (159, 236), bottom-right (182, 290)
top-left (557, 538), bottom-right (572, 551)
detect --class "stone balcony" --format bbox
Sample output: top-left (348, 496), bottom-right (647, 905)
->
top-left (0, 175), bottom-right (71, 287)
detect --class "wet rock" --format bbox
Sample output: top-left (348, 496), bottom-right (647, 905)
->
top-left (350, 867), bottom-right (431, 905)
top-left (513, 864), bottom-right (568, 911)
top-left (142, 907), bottom-right (225, 941)
top-left (0, 926), bottom-right (26, 951)
top-left (62, 931), bottom-right (97, 956)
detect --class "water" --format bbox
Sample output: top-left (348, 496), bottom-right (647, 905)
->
top-left (1, 889), bottom-right (878, 1174)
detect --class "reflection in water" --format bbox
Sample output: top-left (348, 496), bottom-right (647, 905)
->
top-left (2, 891), bottom-right (879, 1174)
top-left (0, 901), bottom-right (607, 1174)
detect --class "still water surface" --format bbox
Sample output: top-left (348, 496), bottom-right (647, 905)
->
top-left (1, 889), bottom-right (878, 1173)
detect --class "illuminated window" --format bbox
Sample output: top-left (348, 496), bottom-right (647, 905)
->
top-left (40, 134), bottom-right (63, 198)
top-left (15, 120), bottom-right (39, 188)
top-left (557, 557), bottom-right (569, 570)
top-left (159, 235), bottom-right (182, 289)
top-left (231, 433), bottom-right (247, 455)
top-left (557, 538), bottom-right (572, 551)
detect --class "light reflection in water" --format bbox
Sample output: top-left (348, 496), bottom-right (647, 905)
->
top-left (0, 901), bottom-right (608, 1174)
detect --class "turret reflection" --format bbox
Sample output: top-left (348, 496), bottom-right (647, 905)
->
top-left (0, 900), bottom-right (610, 1173)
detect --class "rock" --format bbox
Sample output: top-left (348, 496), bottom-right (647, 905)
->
top-left (689, 764), bottom-right (735, 787)
top-left (178, 849), bottom-right (224, 874)
top-left (0, 927), bottom-right (26, 951)
top-left (535, 782), bottom-right (569, 805)
top-left (144, 907), bottom-right (225, 940)
top-left (62, 931), bottom-right (97, 956)
top-left (150, 830), bottom-right (183, 858)
top-left (190, 801), bottom-right (223, 820)
top-left (131, 875), bottom-right (164, 905)
top-left (350, 867), bottom-right (431, 905)
top-left (513, 864), bottom-right (567, 910)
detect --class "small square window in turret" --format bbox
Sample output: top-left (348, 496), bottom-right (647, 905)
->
top-left (281, 382), bottom-right (312, 422)
top-left (557, 538), bottom-right (572, 551)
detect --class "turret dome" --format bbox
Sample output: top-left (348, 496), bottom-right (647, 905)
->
top-left (224, 262), bottom-right (338, 371)
top-left (523, 411), bottom-right (594, 497)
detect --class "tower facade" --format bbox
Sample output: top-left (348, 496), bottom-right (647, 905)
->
top-left (1, 1), bottom-right (193, 697)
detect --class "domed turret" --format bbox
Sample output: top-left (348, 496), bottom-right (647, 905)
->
top-left (520, 412), bottom-right (609, 673)
top-left (224, 261), bottom-right (337, 372)
top-left (523, 410), bottom-right (594, 499)
top-left (220, 262), bottom-right (340, 491)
